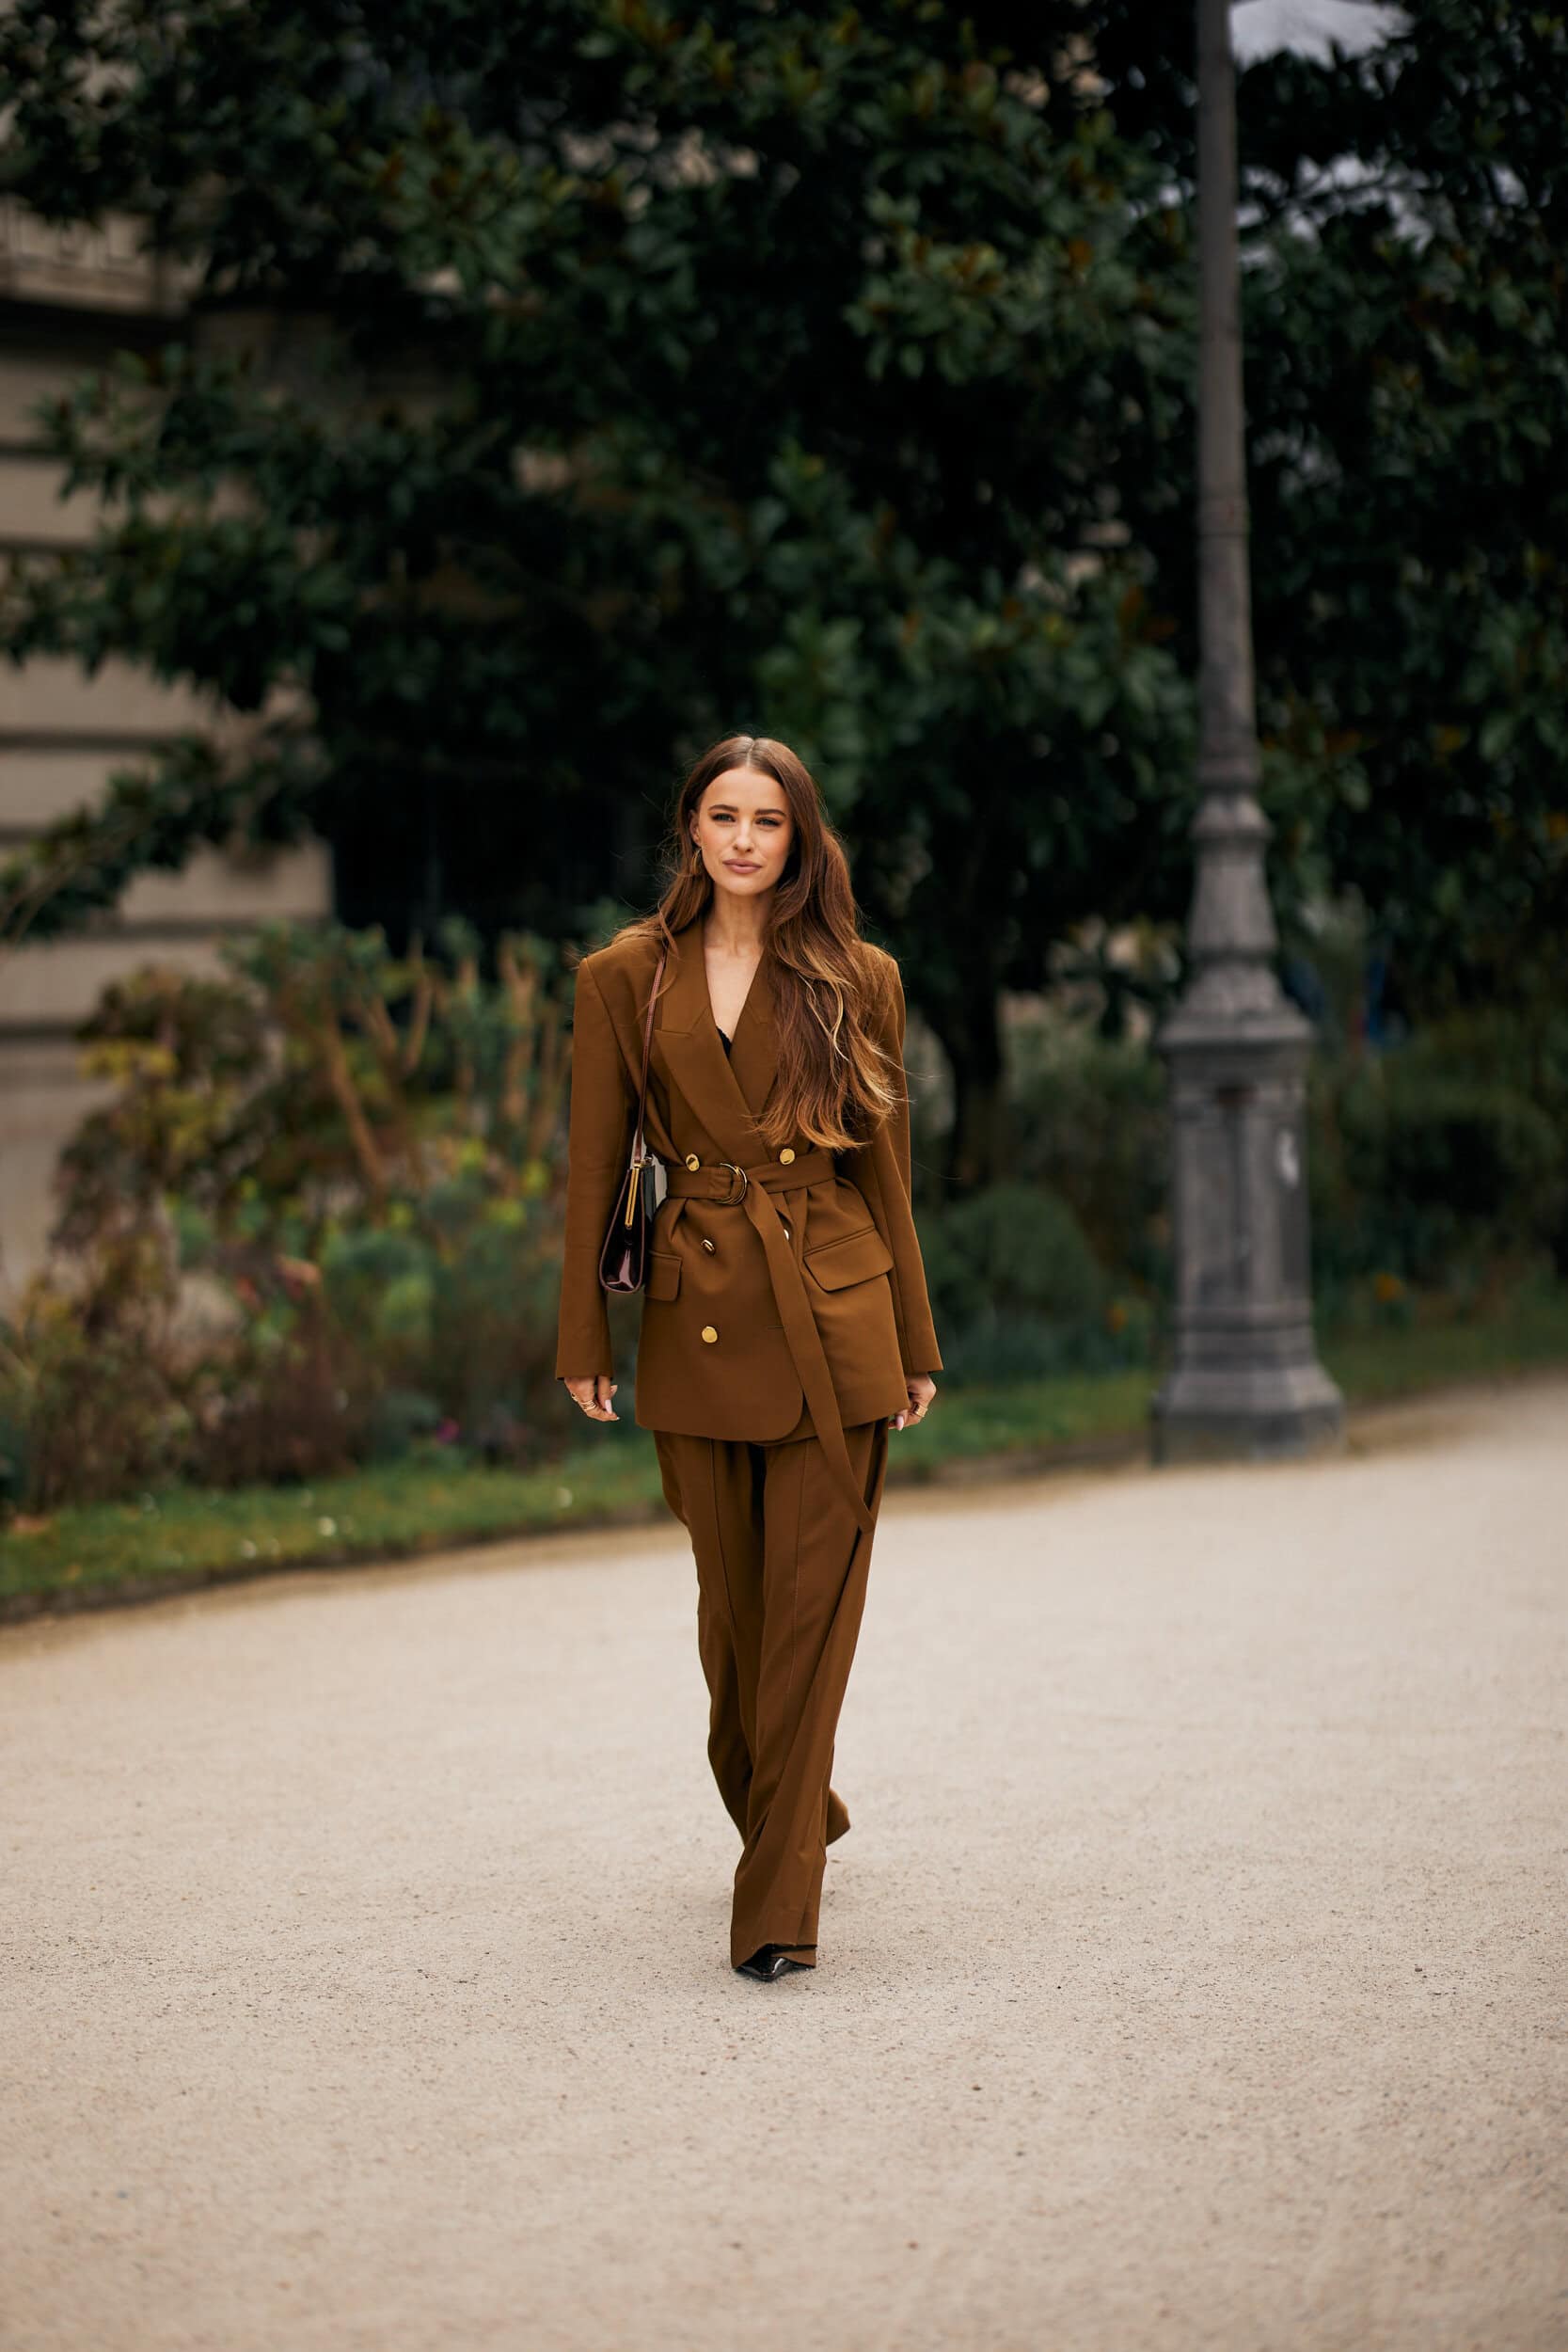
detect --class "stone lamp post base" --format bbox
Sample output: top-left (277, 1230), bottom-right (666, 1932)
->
top-left (1151, 998), bottom-right (1345, 1466)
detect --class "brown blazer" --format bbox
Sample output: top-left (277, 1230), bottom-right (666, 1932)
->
top-left (554, 911), bottom-right (942, 1535)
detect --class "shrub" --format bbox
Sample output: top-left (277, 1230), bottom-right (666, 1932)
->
top-left (919, 1182), bottom-right (1108, 1327)
top-left (0, 1241), bottom-right (190, 1509)
top-left (0, 921), bottom-right (578, 1511)
top-left (915, 1181), bottom-right (1148, 1382)
top-left (1003, 1021), bottom-right (1170, 1293)
top-left (1310, 1057), bottom-right (1560, 1291)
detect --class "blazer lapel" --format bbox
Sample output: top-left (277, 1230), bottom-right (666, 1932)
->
top-left (656, 913), bottom-right (778, 1159)
top-left (725, 951), bottom-right (777, 1123)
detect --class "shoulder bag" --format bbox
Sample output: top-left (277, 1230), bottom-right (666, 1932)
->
top-left (597, 946), bottom-right (670, 1294)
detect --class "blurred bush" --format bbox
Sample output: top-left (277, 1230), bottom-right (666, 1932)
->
top-left (1004, 1020), bottom-right (1171, 1294)
top-left (1308, 1009), bottom-right (1568, 1310)
top-left (919, 994), bottom-right (1568, 1385)
top-left (0, 920), bottom-right (575, 1511)
top-left (916, 1180), bottom-right (1152, 1384)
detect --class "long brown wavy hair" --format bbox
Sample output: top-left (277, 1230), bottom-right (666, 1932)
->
top-left (614, 734), bottom-right (901, 1153)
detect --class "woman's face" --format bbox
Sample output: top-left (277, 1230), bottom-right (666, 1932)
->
top-left (690, 770), bottom-right (794, 901)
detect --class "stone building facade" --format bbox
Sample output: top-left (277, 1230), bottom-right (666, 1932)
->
top-left (0, 206), bottom-right (330, 1295)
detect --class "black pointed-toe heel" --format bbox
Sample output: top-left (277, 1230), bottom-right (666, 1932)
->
top-left (735, 1944), bottom-right (810, 1982)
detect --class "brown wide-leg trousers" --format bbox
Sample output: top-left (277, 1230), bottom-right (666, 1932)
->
top-left (653, 1415), bottom-right (892, 1971)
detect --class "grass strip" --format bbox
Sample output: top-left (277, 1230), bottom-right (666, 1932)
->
top-left (6, 1288), bottom-right (1568, 1620)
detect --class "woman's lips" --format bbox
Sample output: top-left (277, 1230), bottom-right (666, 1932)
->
top-left (726, 862), bottom-right (761, 871)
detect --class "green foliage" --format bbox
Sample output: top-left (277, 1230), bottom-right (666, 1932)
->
top-left (914, 1179), bottom-right (1150, 1381)
top-left (1236, 5), bottom-right (1568, 1005)
top-left (1005, 1017), bottom-right (1170, 1289)
top-left (4, 0), bottom-right (1560, 1182)
top-left (0, 0), bottom-right (1201, 1198)
top-left (0, 921), bottom-right (578, 1510)
top-left (1310, 1041), bottom-right (1566, 1295)
top-left (953, 990), bottom-right (1568, 1359)
top-left (1066, 6), bottom-right (1568, 1006)
top-left (56, 915), bottom-right (569, 1236)
top-left (0, 1234), bottom-right (191, 1510)
top-left (921, 1182), bottom-right (1109, 1328)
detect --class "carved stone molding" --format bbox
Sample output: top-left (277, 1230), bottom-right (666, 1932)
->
top-left (0, 202), bottom-right (190, 316)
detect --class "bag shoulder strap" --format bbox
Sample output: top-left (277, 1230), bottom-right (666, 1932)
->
top-left (632, 946), bottom-right (667, 1148)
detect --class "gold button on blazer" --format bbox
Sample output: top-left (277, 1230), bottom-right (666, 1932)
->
top-left (554, 913), bottom-right (942, 1533)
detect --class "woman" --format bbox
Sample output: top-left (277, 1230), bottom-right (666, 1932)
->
top-left (555, 734), bottom-right (942, 1983)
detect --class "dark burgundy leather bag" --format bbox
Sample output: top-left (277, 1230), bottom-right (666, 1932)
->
top-left (597, 947), bottom-right (669, 1294)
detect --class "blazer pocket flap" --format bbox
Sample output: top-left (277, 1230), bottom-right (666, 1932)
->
top-left (804, 1224), bottom-right (894, 1292)
top-left (647, 1249), bottom-right (682, 1301)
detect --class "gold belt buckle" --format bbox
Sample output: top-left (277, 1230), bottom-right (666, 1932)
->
top-left (714, 1159), bottom-right (750, 1203)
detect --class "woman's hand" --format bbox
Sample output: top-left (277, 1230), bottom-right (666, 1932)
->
top-left (892, 1374), bottom-right (936, 1433)
top-left (564, 1374), bottom-right (619, 1422)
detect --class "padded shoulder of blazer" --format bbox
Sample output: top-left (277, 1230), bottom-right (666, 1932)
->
top-left (580, 928), bottom-right (660, 975)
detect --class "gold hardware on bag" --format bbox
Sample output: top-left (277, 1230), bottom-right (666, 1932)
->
top-left (622, 1162), bottom-right (641, 1226)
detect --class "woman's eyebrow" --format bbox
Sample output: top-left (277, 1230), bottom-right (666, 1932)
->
top-left (708, 802), bottom-right (786, 815)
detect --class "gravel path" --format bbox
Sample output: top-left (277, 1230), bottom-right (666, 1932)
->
top-left (4, 1381), bottom-right (1565, 2352)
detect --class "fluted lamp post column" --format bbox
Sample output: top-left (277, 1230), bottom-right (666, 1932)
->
top-left (1150, 0), bottom-right (1344, 1462)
